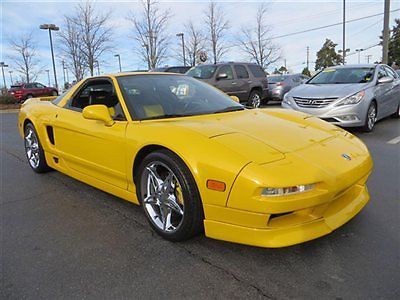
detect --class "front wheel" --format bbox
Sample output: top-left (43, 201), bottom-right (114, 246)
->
top-left (136, 150), bottom-right (203, 242)
top-left (361, 102), bottom-right (377, 132)
top-left (248, 90), bottom-right (262, 108)
top-left (51, 90), bottom-right (58, 96)
top-left (24, 123), bottom-right (51, 173)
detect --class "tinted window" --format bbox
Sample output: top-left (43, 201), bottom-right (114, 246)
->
top-left (384, 66), bottom-right (397, 79)
top-left (308, 68), bottom-right (375, 84)
top-left (25, 83), bottom-right (35, 88)
top-left (167, 67), bottom-right (191, 74)
top-left (234, 65), bottom-right (249, 79)
top-left (377, 67), bottom-right (387, 79)
top-left (268, 76), bottom-right (285, 83)
top-left (217, 65), bottom-right (234, 80)
top-left (117, 75), bottom-right (243, 120)
top-left (247, 64), bottom-right (266, 77)
top-left (186, 65), bottom-right (217, 79)
top-left (35, 83), bottom-right (45, 88)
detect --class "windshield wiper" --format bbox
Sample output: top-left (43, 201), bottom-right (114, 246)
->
top-left (213, 106), bottom-right (245, 114)
top-left (141, 113), bottom-right (195, 120)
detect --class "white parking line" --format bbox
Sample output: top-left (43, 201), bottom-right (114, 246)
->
top-left (387, 136), bottom-right (400, 145)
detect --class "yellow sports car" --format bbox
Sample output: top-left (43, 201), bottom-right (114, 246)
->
top-left (18, 72), bottom-right (373, 248)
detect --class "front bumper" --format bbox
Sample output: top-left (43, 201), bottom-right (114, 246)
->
top-left (281, 99), bottom-right (368, 127)
top-left (204, 181), bottom-right (369, 248)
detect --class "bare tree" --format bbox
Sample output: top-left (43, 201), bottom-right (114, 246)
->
top-left (69, 2), bottom-right (112, 76)
top-left (9, 33), bottom-right (41, 83)
top-left (204, 1), bottom-right (229, 64)
top-left (178, 21), bottom-right (206, 67)
top-left (237, 4), bottom-right (280, 69)
top-left (58, 17), bottom-right (86, 81)
top-left (128, 0), bottom-right (170, 69)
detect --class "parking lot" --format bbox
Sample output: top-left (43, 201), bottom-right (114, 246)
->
top-left (1, 108), bottom-right (399, 299)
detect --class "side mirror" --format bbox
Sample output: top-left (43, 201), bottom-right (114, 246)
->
top-left (216, 73), bottom-right (228, 80)
top-left (377, 76), bottom-right (394, 84)
top-left (82, 104), bottom-right (115, 127)
top-left (230, 95), bottom-right (240, 103)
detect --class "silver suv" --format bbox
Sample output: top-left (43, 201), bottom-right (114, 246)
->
top-left (186, 62), bottom-right (268, 107)
top-left (282, 64), bottom-right (400, 131)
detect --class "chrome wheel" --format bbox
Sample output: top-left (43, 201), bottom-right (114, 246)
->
top-left (367, 104), bottom-right (377, 130)
top-left (140, 162), bottom-right (185, 233)
top-left (250, 93), bottom-right (261, 108)
top-left (24, 127), bottom-right (40, 169)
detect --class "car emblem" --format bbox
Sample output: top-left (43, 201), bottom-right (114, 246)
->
top-left (341, 153), bottom-right (352, 161)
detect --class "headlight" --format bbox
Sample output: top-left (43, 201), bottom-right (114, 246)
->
top-left (283, 93), bottom-right (293, 105)
top-left (336, 91), bottom-right (365, 106)
top-left (261, 184), bottom-right (315, 197)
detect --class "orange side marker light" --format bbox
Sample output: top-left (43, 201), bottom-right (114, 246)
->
top-left (206, 180), bottom-right (226, 192)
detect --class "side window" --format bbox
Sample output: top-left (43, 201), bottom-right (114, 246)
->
top-left (35, 83), bottom-right (45, 88)
top-left (247, 64), bottom-right (266, 78)
top-left (25, 83), bottom-right (34, 89)
top-left (234, 65), bottom-right (249, 79)
top-left (384, 67), bottom-right (397, 79)
top-left (217, 65), bottom-right (234, 80)
top-left (69, 79), bottom-right (126, 121)
top-left (377, 67), bottom-right (388, 79)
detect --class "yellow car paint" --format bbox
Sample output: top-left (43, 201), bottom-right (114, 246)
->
top-left (18, 72), bottom-right (373, 248)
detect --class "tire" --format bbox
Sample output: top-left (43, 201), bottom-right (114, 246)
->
top-left (248, 90), bottom-right (262, 108)
top-left (24, 123), bottom-right (51, 173)
top-left (51, 90), bottom-right (58, 96)
top-left (136, 149), bottom-right (204, 242)
top-left (26, 94), bottom-right (33, 99)
top-left (361, 102), bottom-right (377, 132)
top-left (391, 102), bottom-right (400, 119)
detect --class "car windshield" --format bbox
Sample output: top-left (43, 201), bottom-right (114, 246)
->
top-left (117, 74), bottom-right (244, 120)
top-left (268, 76), bottom-right (286, 83)
top-left (186, 65), bottom-right (218, 79)
top-left (308, 67), bottom-right (375, 84)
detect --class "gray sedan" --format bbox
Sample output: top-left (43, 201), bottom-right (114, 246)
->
top-left (268, 74), bottom-right (309, 101)
top-left (282, 64), bottom-right (400, 131)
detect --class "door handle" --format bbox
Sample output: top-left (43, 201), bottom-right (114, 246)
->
top-left (231, 82), bottom-right (237, 85)
top-left (248, 81), bottom-right (252, 83)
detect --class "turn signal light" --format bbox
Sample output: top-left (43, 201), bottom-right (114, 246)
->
top-left (207, 180), bottom-right (226, 192)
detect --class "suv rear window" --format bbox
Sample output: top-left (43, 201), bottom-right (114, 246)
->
top-left (247, 64), bottom-right (266, 78)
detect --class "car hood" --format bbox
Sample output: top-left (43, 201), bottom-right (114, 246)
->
top-left (289, 83), bottom-right (369, 98)
top-left (165, 109), bottom-right (365, 164)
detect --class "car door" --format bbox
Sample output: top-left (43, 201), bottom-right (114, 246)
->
top-left (384, 66), bottom-right (400, 114)
top-left (35, 83), bottom-right (47, 96)
top-left (213, 65), bottom-right (238, 96)
top-left (233, 65), bottom-right (251, 101)
top-left (24, 83), bottom-right (36, 97)
top-left (52, 77), bottom-right (128, 189)
top-left (374, 66), bottom-right (393, 117)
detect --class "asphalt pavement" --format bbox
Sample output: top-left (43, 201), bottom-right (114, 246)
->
top-left (1, 109), bottom-right (399, 299)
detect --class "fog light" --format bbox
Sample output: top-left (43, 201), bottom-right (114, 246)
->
top-left (337, 115), bottom-right (359, 121)
top-left (261, 184), bottom-right (315, 197)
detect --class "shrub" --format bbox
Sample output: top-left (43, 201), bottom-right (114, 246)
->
top-left (0, 95), bottom-right (18, 104)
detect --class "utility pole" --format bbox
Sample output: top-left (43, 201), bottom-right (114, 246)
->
top-left (306, 46), bottom-right (310, 70)
top-left (382, 0), bottom-right (390, 64)
top-left (95, 60), bottom-right (100, 75)
top-left (40, 24), bottom-right (59, 90)
top-left (0, 62), bottom-right (8, 91)
top-left (176, 33), bottom-right (186, 66)
top-left (61, 60), bottom-right (66, 87)
top-left (9, 70), bottom-right (13, 85)
top-left (366, 55), bottom-right (372, 63)
top-left (342, 0), bottom-right (346, 65)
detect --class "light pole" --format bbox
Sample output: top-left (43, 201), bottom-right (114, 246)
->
top-left (176, 33), bottom-right (186, 66)
top-left (0, 62), bottom-right (8, 91)
top-left (45, 70), bottom-right (51, 86)
top-left (114, 54), bottom-right (122, 72)
top-left (95, 60), bottom-right (100, 75)
top-left (355, 49), bottom-right (364, 64)
top-left (342, 0), bottom-right (346, 65)
top-left (339, 49), bottom-right (350, 64)
top-left (61, 60), bottom-right (66, 87)
top-left (40, 24), bottom-right (59, 90)
top-left (9, 70), bottom-right (13, 85)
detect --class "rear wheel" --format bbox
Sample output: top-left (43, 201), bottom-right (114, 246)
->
top-left (361, 102), bottom-right (377, 132)
top-left (248, 90), bottom-right (262, 108)
top-left (136, 150), bottom-right (203, 242)
top-left (24, 123), bottom-right (51, 173)
top-left (51, 90), bottom-right (58, 96)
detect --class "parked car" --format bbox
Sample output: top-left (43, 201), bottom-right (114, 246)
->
top-left (186, 62), bottom-right (268, 107)
top-left (150, 66), bottom-right (191, 74)
top-left (8, 82), bottom-right (58, 102)
top-left (18, 72), bottom-right (372, 248)
top-left (282, 64), bottom-right (400, 131)
top-left (267, 74), bottom-right (309, 101)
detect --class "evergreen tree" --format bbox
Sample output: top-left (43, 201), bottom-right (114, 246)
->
top-left (302, 67), bottom-right (311, 77)
top-left (315, 39), bottom-right (342, 70)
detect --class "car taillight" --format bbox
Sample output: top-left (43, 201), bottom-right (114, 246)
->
top-left (276, 82), bottom-right (284, 87)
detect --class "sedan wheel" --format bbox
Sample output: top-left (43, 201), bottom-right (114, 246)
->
top-left (362, 102), bottom-right (377, 132)
top-left (137, 150), bottom-right (203, 241)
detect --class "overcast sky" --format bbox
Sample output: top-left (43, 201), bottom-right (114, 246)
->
top-left (1, 0), bottom-right (399, 86)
